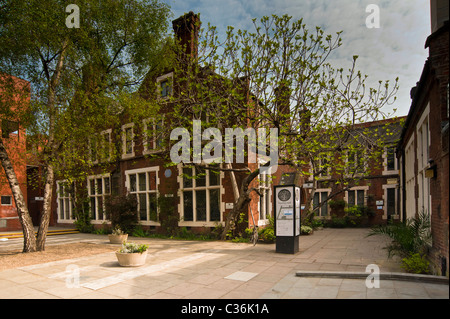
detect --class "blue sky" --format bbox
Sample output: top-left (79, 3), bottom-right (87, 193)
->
top-left (167, 0), bottom-right (431, 117)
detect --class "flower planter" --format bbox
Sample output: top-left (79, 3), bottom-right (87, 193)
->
top-left (108, 234), bottom-right (128, 244)
top-left (115, 250), bottom-right (148, 267)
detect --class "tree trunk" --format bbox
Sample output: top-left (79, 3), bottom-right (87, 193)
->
top-left (36, 163), bottom-right (54, 251)
top-left (34, 38), bottom-right (68, 251)
top-left (0, 139), bottom-right (37, 252)
top-left (220, 166), bottom-right (260, 240)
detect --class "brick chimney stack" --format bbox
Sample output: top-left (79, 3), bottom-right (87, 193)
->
top-left (172, 11), bottom-right (201, 61)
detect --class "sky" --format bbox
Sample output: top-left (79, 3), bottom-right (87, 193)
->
top-left (167, 0), bottom-right (432, 117)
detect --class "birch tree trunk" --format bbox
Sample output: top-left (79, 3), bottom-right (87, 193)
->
top-left (220, 165), bottom-right (260, 240)
top-left (0, 139), bottom-right (37, 252)
top-left (35, 39), bottom-right (68, 251)
top-left (36, 164), bottom-right (54, 251)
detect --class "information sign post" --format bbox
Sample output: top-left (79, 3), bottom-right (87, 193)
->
top-left (274, 184), bottom-right (301, 254)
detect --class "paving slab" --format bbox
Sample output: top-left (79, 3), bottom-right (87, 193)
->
top-left (0, 228), bottom-right (448, 301)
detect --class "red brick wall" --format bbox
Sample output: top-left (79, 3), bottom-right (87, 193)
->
top-left (0, 75), bottom-right (29, 231)
top-left (427, 24), bottom-right (449, 275)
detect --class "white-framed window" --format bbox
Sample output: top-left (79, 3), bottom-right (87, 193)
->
top-left (416, 103), bottom-right (431, 216)
top-left (99, 129), bottom-right (112, 162)
top-left (404, 136), bottom-right (416, 220)
top-left (125, 167), bottom-right (160, 225)
top-left (90, 129), bottom-right (113, 163)
top-left (143, 117), bottom-right (164, 154)
top-left (122, 123), bottom-right (135, 159)
top-left (88, 174), bottom-right (110, 222)
top-left (315, 152), bottom-right (331, 179)
top-left (178, 164), bottom-right (222, 226)
top-left (346, 186), bottom-right (369, 207)
top-left (258, 172), bottom-right (272, 225)
top-left (88, 136), bottom-right (98, 164)
top-left (346, 149), bottom-right (366, 176)
top-left (313, 189), bottom-right (330, 217)
top-left (156, 72), bottom-right (173, 99)
top-left (382, 146), bottom-right (398, 175)
top-left (56, 180), bottom-right (75, 222)
top-left (0, 195), bottom-right (12, 206)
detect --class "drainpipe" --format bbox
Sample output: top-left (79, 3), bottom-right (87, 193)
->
top-left (401, 148), bottom-right (407, 223)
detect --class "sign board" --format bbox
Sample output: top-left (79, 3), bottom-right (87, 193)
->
top-left (376, 200), bottom-right (384, 206)
top-left (275, 185), bottom-right (301, 237)
top-left (225, 203), bottom-right (234, 209)
top-left (274, 185), bottom-right (301, 254)
top-left (387, 178), bottom-right (398, 185)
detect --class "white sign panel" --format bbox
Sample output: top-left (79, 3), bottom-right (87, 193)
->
top-left (275, 186), bottom-right (301, 237)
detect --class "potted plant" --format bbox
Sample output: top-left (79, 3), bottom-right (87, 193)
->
top-left (115, 242), bottom-right (149, 267)
top-left (108, 226), bottom-right (128, 244)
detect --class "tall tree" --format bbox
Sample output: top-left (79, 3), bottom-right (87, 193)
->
top-left (165, 14), bottom-right (399, 238)
top-left (0, 0), bottom-right (171, 251)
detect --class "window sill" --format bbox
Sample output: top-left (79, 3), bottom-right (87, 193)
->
top-left (122, 153), bottom-right (135, 160)
top-left (178, 221), bottom-right (223, 227)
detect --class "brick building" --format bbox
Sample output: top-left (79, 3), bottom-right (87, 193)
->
top-left (303, 117), bottom-right (405, 225)
top-left (0, 74), bottom-right (29, 231)
top-left (397, 0), bottom-right (449, 275)
top-left (50, 12), bottom-right (276, 234)
top-left (45, 11), bottom-right (413, 239)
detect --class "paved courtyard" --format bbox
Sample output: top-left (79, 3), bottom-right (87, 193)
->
top-left (0, 228), bottom-right (448, 300)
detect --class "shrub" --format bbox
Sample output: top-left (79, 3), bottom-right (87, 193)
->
top-left (311, 218), bottom-right (324, 229)
top-left (259, 227), bottom-right (275, 242)
top-left (401, 253), bottom-right (430, 274)
top-left (329, 199), bottom-right (346, 209)
top-left (131, 225), bottom-right (150, 237)
top-left (300, 225), bottom-right (313, 235)
top-left (157, 196), bottom-right (179, 236)
top-left (368, 210), bottom-right (432, 258)
top-left (105, 194), bottom-right (138, 234)
top-left (260, 217), bottom-right (275, 242)
top-left (73, 194), bottom-right (94, 233)
top-left (329, 216), bottom-right (347, 228)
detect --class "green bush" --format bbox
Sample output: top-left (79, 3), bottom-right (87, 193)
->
top-left (256, 217), bottom-right (275, 243)
top-left (311, 218), bottom-right (324, 229)
top-left (401, 253), bottom-right (430, 274)
top-left (258, 227), bottom-right (275, 242)
top-left (368, 210), bottom-right (432, 258)
top-left (105, 194), bottom-right (138, 234)
top-left (157, 196), bottom-right (179, 236)
top-left (300, 225), bottom-right (313, 235)
top-left (73, 194), bottom-right (94, 233)
top-left (329, 216), bottom-right (347, 228)
top-left (131, 225), bottom-right (150, 237)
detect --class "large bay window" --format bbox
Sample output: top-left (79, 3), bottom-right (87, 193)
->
top-left (346, 186), bottom-right (368, 207)
top-left (143, 117), bottom-right (164, 154)
top-left (258, 173), bottom-right (272, 224)
top-left (122, 123), bottom-right (135, 159)
top-left (179, 165), bottom-right (222, 226)
top-left (313, 189), bottom-right (330, 217)
top-left (125, 167), bottom-right (159, 224)
top-left (56, 180), bottom-right (75, 222)
top-left (88, 174), bottom-right (110, 222)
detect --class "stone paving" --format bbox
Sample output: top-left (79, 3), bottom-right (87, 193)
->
top-left (0, 228), bottom-right (448, 300)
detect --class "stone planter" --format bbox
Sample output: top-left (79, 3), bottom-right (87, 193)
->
top-left (115, 250), bottom-right (148, 267)
top-left (108, 234), bottom-right (128, 244)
